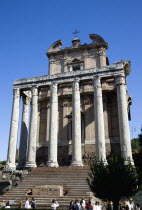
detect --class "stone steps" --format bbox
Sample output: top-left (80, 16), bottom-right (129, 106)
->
top-left (0, 166), bottom-right (91, 208)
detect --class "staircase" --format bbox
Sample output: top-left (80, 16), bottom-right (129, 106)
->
top-left (0, 166), bottom-right (92, 209)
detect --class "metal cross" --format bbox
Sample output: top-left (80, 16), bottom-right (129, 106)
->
top-left (72, 29), bottom-right (80, 38)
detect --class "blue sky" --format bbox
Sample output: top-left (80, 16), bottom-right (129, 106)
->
top-left (0, 0), bottom-right (142, 161)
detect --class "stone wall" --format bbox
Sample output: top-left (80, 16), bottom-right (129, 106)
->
top-left (36, 143), bottom-right (121, 166)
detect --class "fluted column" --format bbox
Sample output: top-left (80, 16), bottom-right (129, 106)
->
top-left (47, 82), bottom-right (59, 167)
top-left (18, 95), bottom-right (30, 169)
top-left (71, 79), bottom-right (83, 166)
top-left (115, 76), bottom-right (133, 162)
top-left (26, 86), bottom-right (38, 168)
top-left (6, 88), bottom-right (20, 170)
top-left (94, 76), bottom-right (107, 162)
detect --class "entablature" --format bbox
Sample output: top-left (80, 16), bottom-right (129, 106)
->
top-left (13, 61), bottom-right (129, 90)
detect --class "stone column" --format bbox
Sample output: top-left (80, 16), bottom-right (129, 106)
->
top-left (18, 95), bottom-right (30, 169)
top-left (115, 76), bottom-right (133, 162)
top-left (6, 88), bottom-right (20, 170)
top-left (94, 76), bottom-right (107, 162)
top-left (26, 86), bottom-right (38, 168)
top-left (47, 82), bottom-right (59, 167)
top-left (71, 79), bottom-right (83, 166)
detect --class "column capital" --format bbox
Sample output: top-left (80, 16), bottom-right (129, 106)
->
top-left (73, 78), bottom-right (80, 82)
top-left (93, 76), bottom-right (101, 88)
top-left (22, 96), bottom-right (31, 105)
top-left (31, 86), bottom-right (38, 96)
top-left (13, 88), bottom-right (20, 99)
top-left (72, 78), bottom-right (80, 91)
top-left (51, 82), bottom-right (58, 91)
top-left (115, 76), bottom-right (126, 86)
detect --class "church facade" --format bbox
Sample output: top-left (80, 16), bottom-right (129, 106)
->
top-left (6, 34), bottom-right (133, 170)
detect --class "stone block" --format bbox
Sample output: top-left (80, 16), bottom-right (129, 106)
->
top-left (32, 185), bottom-right (63, 196)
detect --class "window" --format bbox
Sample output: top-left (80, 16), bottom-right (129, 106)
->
top-left (72, 64), bottom-right (80, 71)
top-left (67, 58), bottom-right (84, 72)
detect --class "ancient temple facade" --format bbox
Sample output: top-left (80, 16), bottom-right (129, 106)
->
top-left (6, 34), bottom-right (133, 170)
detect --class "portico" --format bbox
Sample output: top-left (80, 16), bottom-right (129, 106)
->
top-left (5, 34), bottom-right (133, 170)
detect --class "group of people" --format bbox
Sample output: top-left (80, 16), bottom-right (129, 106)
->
top-left (0, 197), bottom-right (140, 209)
top-left (68, 198), bottom-right (140, 210)
top-left (68, 198), bottom-right (102, 210)
top-left (25, 197), bottom-right (36, 209)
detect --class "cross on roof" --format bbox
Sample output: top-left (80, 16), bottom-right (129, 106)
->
top-left (72, 29), bottom-right (80, 38)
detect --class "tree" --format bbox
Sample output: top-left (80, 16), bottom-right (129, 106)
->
top-left (138, 126), bottom-right (142, 147)
top-left (131, 138), bottom-right (141, 149)
top-left (0, 160), bottom-right (6, 170)
top-left (87, 155), bottom-right (142, 210)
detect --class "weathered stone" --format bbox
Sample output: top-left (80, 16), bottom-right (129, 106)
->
top-left (32, 185), bottom-right (63, 196)
top-left (71, 79), bottom-right (83, 166)
top-left (47, 82), bottom-right (59, 167)
top-left (26, 86), bottom-right (38, 168)
top-left (18, 95), bottom-right (30, 169)
top-left (94, 76), bottom-right (106, 162)
top-left (115, 76), bottom-right (133, 163)
top-left (5, 34), bottom-right (133, 169)
top-left (6, 89), bottom-right (20, 170)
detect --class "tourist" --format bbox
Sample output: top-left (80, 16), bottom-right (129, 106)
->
top-left (80, 200), bottom-right (85, 210)
top-left (85, 200), bottom-right (93, 210)
top-left (51, 199), bottom-right (59, 210)
top-left (27, 189), bottom-right (32, 195)
top-left (135, 203), bottom-right (140, 210)
top-left (5, 201), bottom-right (10, 209)
top-left (106, 201), bottom-right (113, 210)
top-left (81, 198), bottom-right (86, 208)
top-left (76, 199), bottom-right (81, 209)
top-left (25, 198), bottom-right (31, 209)
top-left (19, 199), bottom-right (22, 208)
top-left (128, 200), bottom-right (135, 210)
top-left (72, 200), bottom-right (79, 210)
top-left (69, 200), bottom-right (74, 210)
top-left (92, 201), bottom-right (102, 210)
top-left (30, 197), bottom-right (36, 209)
top-left (0, 200), bottom-right (6, 208)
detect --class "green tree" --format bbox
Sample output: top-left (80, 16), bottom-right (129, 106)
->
top-left (87, 155), bottom-right (142, 210)
top-left (138, 127), bottom-right (142, 147)
top-left (131, 138), bottom-right (141, 149)
top-left (0, 160), bottom-right (6, 170)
